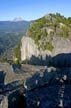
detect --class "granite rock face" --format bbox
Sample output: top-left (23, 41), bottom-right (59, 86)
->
top-left (52, 37), bottom-right (71, 56)
top-left (21, 36), bottom-right (39, 61)
top-left (21, 36), bottom-right (51, 61)
top-left (21, 36), bottom-right (71, 63)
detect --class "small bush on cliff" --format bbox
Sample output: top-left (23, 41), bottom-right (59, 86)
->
top-left (58, 27), bottom-right (69, 38)
top-left (14, 43), bottom-right (21, 63)
top-left (42, 41), bottom-right (54, 51)
top-left (0, 56), bottom-right (3, 63)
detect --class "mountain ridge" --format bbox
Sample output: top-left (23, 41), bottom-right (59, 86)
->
top-left (0, 20), bottom-right (31, 62)
top-left (13, 17), bottom-right (24, 22)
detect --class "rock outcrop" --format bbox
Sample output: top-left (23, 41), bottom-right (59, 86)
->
top-left (21, 36), bottom-right (71, 62)
top-left (20, 13), bottom-right (71, 63)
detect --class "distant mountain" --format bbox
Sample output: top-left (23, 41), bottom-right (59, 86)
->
top-left (13, 17), bottom-right (24, 22)
top-left (0, 20), bottom-right (31, 61)
top-left (0, 20), bottom-right (31, 32)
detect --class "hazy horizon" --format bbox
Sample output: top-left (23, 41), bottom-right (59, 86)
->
top-left (0, 0), bottom-right (71, 21)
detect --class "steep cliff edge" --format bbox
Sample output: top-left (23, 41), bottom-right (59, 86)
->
top-left (21, 36), bottom-right (51, 61)
top-left (21, 36), bottom-right (39, 61)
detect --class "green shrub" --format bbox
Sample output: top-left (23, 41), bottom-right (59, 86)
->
top-left (50, 31), bottom-right (54, 41)
top-left (0, 56), bottom-right (3, 63)
top-left (14, 43), bottom-right (21, 63)
top-left (62, 27), bottom-right (69, 38)
top-left (43, 41), bottom-right (54, 51)
top-left (58, 27), bottom-right (69, 38)
top-left (58, 32), bottom-right (63, 37)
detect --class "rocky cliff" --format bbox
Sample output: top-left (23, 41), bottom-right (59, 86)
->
top-left (21, 36), bottom-right (39, 61)
top-left (21, 36), bottom-right (51, 61)
top-left (20, 13), bottom-right (71, 63)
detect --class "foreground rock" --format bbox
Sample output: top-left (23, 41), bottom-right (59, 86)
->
top-left (0, 63), bottom-right (71, 108)
top-left (25, 67), bottom-right (71, 108)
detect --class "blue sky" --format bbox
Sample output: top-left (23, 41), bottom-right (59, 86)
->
top-left (0, 0), bottom-right (71, 21)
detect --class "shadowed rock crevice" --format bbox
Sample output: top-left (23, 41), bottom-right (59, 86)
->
top-left (8, 90), bottom-right (27, 108)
